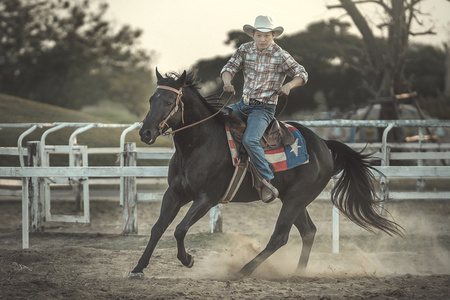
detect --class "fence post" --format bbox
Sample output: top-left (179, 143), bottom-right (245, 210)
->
top-left (209, 204), bottom-right (223, 233)
top-left (122, 142), bottom-right (138, 234)
top-left (27, 141), bottom-right (44, 232)
top-left (331, 177), bottom-right (339, 253)
top-left (380, 124), bottom-right (393, 217)
top-left (379, 145), bottom-right (390, 216)
top-left (416, 127), bottom-right (425, 191)
top-left (73, 145), bottom-right (83, 212)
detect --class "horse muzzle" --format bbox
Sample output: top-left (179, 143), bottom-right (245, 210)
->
top-left (139, 128), bottom-right (159, 145)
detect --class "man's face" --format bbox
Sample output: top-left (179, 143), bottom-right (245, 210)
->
top-left (253, 30), bottom-right (274, 51)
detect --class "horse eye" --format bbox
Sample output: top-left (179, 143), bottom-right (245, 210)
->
top-left (164, 99), bottom-right (174, 107)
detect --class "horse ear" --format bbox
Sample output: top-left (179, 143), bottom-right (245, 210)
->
top-left (155, 67), bottom-right (163, 81)
top-left (176, 70), bottom-right (187, 86)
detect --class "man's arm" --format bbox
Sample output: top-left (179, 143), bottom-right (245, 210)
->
top-left (222, 71), bottom-right (236, 94)
top-left (277, 76), bottom-right (304, 97)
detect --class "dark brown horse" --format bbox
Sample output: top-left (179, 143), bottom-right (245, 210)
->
top-left (130, 69), bottom-right (402, 279)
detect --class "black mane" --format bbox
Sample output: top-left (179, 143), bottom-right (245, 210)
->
top-left (159, 69), bottom-right (202, 90)
top-left (160, 69), bottom-right (237, 125)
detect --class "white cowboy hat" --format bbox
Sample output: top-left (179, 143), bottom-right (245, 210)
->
top-left (243, 15), bottom-right (284, 37)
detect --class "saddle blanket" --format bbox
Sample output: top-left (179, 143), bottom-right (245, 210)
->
top-left (226, 122), bottom-right (309, 172)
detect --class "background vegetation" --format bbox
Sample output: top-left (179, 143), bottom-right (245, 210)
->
top-left (0, 0), bottom-right (153, 116)
top-left (0, 93), bottom-right (172, 166)
top-left (196, 20), bottom-right (449, 120)
top-left (0, 0), bottom-right (448, 124)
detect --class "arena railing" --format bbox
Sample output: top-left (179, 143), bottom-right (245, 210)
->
top-left (1, 120), bottom-right (450, 250)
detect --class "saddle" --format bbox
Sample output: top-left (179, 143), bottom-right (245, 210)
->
top-left (221, 107), bottom-right (295, 152)
top-left (219, 107), bottom-right (296, 204)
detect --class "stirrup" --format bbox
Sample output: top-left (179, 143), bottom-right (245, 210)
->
top-left (248, 162), bottom-right (278, 203)
top-left (257, 179), bottom-right (279, 203)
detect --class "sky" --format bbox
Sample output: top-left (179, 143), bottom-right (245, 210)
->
top-left (105, 0), bottom-right (450, 72)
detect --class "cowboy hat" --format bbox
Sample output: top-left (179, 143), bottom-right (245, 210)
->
top-left (243, 15), bottom-right (284, 37)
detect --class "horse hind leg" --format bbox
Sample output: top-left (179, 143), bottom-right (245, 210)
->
top-left (293, 208), bottom-right (317, 274)
top-left (237, 202), bottom-right (301, 277)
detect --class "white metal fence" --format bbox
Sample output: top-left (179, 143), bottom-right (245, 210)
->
top-left (1, 120), bottom-right (450, 250)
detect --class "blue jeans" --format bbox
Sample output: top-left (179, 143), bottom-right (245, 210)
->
top-left (229, 99), bottom-right (276, 181)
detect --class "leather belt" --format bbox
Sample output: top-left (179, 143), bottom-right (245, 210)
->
top-left (249, 98), bottom-right (264, 105)
top-left (243, 95), bottom-right (265, 105)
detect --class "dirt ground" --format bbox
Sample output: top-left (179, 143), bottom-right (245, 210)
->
top-left (1, 193), bottom-right (449, 300)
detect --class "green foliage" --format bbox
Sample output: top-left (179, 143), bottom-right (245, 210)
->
top-left (196, 19), bottom-right (372, 114)
top-left (195, 19), bottom-right (446, 117)
top-left (404, 44), bottom-right (446, 97)
top-left (0, 93), bottom-right (172, 166)
top-left (416, 95), bottom-right (450, 120)
top-left (0, 92), bottom-right (141, 147)
top-left (0, 0), bottom-right (154, 115)
top-left (278, 20), bottom-right (370, 112)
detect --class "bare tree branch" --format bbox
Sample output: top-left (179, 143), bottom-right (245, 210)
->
top-left (326, 4), bottom-right (344, 9)
top-left (409, 29), bottom-right (436, 36)
top-left (328, 0), bottom-right (390, 13)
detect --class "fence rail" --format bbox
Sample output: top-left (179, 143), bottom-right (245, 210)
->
top-left (1, 120), bottom-right (450, 251)
top-left (1, 165), bottom-right (449, 178)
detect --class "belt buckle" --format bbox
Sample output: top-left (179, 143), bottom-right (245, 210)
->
top-left (243, 95), bottom-right (249, 105)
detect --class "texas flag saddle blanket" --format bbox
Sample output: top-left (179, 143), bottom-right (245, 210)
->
top-left (225, 122), bottom-right (309, 172)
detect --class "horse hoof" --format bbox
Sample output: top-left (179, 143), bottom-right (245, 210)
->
top-left (186, 255), bottom-right (194, 268)
top-left (231, 272), bottom-right (245, 280)
top-left (128, 272), bottom-right (144, 280)
top-left (236, 266), bottom-right (252, 279)
top-left (295, 268), bottom-right (307, 277)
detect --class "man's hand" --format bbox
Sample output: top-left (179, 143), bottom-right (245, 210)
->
top-left (277, 85), bottom-right (291, 97)
top-left (277, 76), bottom-right (305, 97)
top-left (223, 83), bottom-right (235, 94)
top-left (222, 71), bottom-right (235, 94)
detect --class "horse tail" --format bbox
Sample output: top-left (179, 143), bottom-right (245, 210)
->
top-left (325, 140), bottom-right (404, 236)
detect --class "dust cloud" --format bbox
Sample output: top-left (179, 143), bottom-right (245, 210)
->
top-left (187, 200), bottom-right (450, 280)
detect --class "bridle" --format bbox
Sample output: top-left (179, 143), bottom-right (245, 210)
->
top-left (156, 85), bottom-right (184, 135)
top-left (147, 85), bottom-right (233, 136)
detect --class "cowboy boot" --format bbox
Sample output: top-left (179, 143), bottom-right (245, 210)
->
top-left (256, 179), bottom-right (279, 203)
top-left (249, 161), bottom-right (279, 203)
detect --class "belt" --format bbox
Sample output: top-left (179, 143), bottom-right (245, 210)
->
top-left (243, 95), bottom-right (265, 105)
top-left (249, 98), bottom-right (264, 105)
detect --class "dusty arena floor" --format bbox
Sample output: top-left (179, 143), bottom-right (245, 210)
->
top-left (1, 195), bottom-right (449, 299)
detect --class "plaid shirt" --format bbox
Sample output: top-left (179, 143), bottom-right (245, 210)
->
top-left (221, 42), bottom-right (308, 105)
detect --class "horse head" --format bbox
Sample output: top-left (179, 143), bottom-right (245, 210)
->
top-left (140, 68), bottom-right (187, 145)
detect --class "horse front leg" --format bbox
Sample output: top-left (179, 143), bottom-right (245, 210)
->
top-left (174, 193), bottom-right (213, 268)
top-left (129, 187), bottom-right (186, 279)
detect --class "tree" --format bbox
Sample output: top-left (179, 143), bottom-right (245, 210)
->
top-left (0, 0), bottom-right (153, 115)
top-left (405, 44), bottom-right (445, 97)
top-left (195, 10), bottom-right (444, 122)
top-left (276, 19), bottom-right (368, 113)
top-left (445, 43), bottom-right (450, 97)
top-left (196, 19), bottom-right (370, 115)
top-left (327, 0), bottom-right (435, 140)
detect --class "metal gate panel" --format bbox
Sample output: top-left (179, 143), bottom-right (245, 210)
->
top-left (42, 145), bottom-right (90, 223)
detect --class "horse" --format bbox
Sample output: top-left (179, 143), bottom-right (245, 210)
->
top-left (130, 69), bottom-right (403, 279)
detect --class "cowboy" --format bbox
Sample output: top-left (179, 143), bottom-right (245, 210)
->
top-left (221, 15), bottom-right (308, 203)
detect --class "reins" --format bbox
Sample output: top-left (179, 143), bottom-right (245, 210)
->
top-left (156, 85), bottom-right (234, 136)
top-left (146, 85), bottom-right (288, 136)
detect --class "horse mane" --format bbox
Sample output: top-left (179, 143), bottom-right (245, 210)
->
top-left (164, 69), bottom-right (235, 125)
top-left (162, 69), bottom-right (201, 90)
